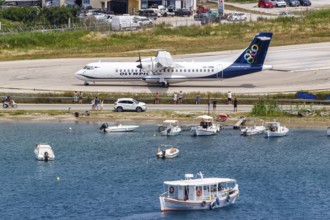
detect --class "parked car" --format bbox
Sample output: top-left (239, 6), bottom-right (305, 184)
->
top-left (194, 13), bottom-right (210, 25)
top-left (258, 0), bottom-right (274, 8)
top-left (227, 13), bottom-right (247, 21)
top-left (285, 0), bottom-right (300, 7)
top-left (114, 98), bottom-right (147, 112)
top-left (297, 0), bottom-right (311, 6)
top-left (133, 16), bottom-right (153, 25)
top-left (174, 8), bottom-right (192, 16)
top-left (139, 9), bottom-right (158, 20)
top-left (271, 0), bottom-right (287, 7)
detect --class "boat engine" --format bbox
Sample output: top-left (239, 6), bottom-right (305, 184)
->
top-left (44, 152), bottom-right (49, 162)
top-left (99, 123), bottom-right (108, 133)
top-left (161, 150), bottom-right (166, 158)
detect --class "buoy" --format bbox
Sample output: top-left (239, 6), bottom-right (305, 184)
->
top-left (153, 133), bottom-right (156, 137)
top-left (56, 176), bottom-right (60, 181)
top-left (69, 127), bottom-right (72, 131)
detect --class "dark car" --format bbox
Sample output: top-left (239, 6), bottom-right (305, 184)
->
top-left (194, 13), bottom-right (210, 25)
top-left (139, 9), bottom-right (158, 20)
top-left (285, 0), bottom-right (300, 6)
top-left (297, 0), bottom-right (311, 6)
top-left (174, 8), bottom-right (191, 16)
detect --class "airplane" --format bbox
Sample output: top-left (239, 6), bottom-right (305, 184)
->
top-left (74, 32), bottom-right (273, 88)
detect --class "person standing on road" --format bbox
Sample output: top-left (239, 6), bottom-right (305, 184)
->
top-left (173, 92), bottom-right (177, 104)
top-left (213, 100), bottom-right (217, 111)
top-left (227, 91), bottom-right (232, 104)
top-left (154, 92), bottom-right (160, 104)
top-left (178, 91), bottom-right (183, 104)
top-left (195, 94), bottom-right (201, 104)
top-left (233, 97), bottom-right (238, 112)
top-left (78, 91), bottom-right (83, 104)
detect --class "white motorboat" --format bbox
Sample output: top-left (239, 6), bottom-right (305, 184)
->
top-left (34, 144), bottom-right (55, 161)
top-left (156, 145), bottom-right (180, 159)
top-left (159, 172), bottom-right (239, 211)
top-left (191, 115), bottom-right (220, 136)
top-left (265, 122), bottom-right (289, 137)
top-left (241, 125), bottom-right (266, 136)
top-left (160, 120), bottom-right (182, 136)
top-left (99, 123), bottom-right (139, 132)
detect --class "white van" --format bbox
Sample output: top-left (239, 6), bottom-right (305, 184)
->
top-left (111, 15), bottom-right (141, 31)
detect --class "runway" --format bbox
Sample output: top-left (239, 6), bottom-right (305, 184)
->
top-left (0, 42), bottom-right (330, 95)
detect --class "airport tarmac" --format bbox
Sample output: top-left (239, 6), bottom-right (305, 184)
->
top-left (0, 42), bottom-right (329, 95)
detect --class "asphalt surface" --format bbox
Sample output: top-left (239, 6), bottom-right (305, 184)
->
top-left (1, 42), bottom-right (330, 95)
top-left (5, 103), bottom-right (330, 112)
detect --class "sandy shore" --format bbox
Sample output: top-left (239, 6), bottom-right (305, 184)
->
top-left (1, 110), bottom-right (329, 128)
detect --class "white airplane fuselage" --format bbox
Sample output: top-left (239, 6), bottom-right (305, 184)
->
top-left (75, 61), bottom-right (234, 84)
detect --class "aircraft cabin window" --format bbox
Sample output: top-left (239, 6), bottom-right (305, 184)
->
top-left (192, 69), bottom-right (194, 72)
top-left (200, 69), bottom-right (202, 72)
top-left (208, 69), bottom-right (210, 72)
top-left (116, 69), bottom-right (118, 72)
top-left (184, 69), bottom-right (186, 72)
top-left (196, 69), bottom-right (198, 72)
top-left (180, 69), bottom-right (182, 72)
top-left (204, 69), bottom-right (206, 72)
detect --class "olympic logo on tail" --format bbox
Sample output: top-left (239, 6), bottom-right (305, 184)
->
top-left (244, 44), bottom-right (259, 64)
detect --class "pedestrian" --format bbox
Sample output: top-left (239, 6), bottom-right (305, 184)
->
top-left (78, 91), bottom-right (83, 104)
top-left (195, 94), bottom-right (201, 104)
top-left (99, 99), bottom-right (104, 111)
top-left (227, 91), bottom-right (232, 104)
top-left (178, 91), bottom-right (183, 104)
top-left (233, 97), bottom-right (238, 112)
top-left (213, 100), bottom-right (217, 111)
top-left (154, 92), bottom-right (160, 104)
top-left (72, 91), bottom-right (78, 104)
top-left (173, 92), bottom-right (177, 104)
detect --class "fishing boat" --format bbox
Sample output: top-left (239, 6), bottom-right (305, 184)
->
top-left (191, 115), bottom-right (220, 136)
top-left (99, 123), bottom-right (139, 132)
top-left (160, 120), bottom-right (182, 136)
top-left (159, 172), bottom-right (239, 211)
top-left (265, 122), bottom-right (289, 137)
top-left (34, 144), bottom-right (55, 161)
top-left (241, 125), bottom-right (266, 136)
top-left (156, 145), bottom-right (180, 159)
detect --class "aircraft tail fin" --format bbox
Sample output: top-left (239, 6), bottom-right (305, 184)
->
top-left (233, 32), bottom-right (273, 66)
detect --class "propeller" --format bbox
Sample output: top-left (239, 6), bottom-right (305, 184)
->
top-left (136, 53), bottom-right (142, 69)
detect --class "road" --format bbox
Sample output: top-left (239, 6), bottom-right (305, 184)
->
top-left (0, 42), bottom-right (330, 94)
top-left (7, 103), bottom-right (330, 112)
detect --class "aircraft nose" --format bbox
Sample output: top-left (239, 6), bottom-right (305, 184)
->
top-left (74, 69), bottom-right (84, 80)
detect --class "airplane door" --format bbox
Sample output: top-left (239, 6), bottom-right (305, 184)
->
top-left (217, 64), bottom-right (223, 79)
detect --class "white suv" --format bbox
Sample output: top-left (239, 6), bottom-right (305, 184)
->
top-left (114, 98), bottom-right (147, 112)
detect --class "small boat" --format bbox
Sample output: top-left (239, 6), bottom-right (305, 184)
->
top-left (265, 122), bottom-right (289, 137)
top-left (241, 125), bottom-right (266, 136)
top-left (99, 123), bottom-right (139, 132)
top-left (156, 145), bottom-right (179, 159)
top-left (34, 144), bottom-right (55, 161)
top-left (159, 172), bottom-right (239, 211)
top-left (160, 120), bottom-right (182, 136)
top-left (191, 115), bottom-right (220, 136)
top-left (216, 113), bottom-right (229, 122)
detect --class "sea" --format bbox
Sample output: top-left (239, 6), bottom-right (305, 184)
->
top-left (0, 121), bottom-right (329, 220)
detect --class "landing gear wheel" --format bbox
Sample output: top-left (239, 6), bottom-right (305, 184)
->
top-left (161, 82), bottom-right (169, 88)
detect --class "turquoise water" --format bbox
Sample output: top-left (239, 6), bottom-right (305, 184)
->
top-left (0, 121), bottom-right (329, 219)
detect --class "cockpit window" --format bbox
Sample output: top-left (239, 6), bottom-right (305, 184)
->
top-left (83, 66), bottom-right (94, 70)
